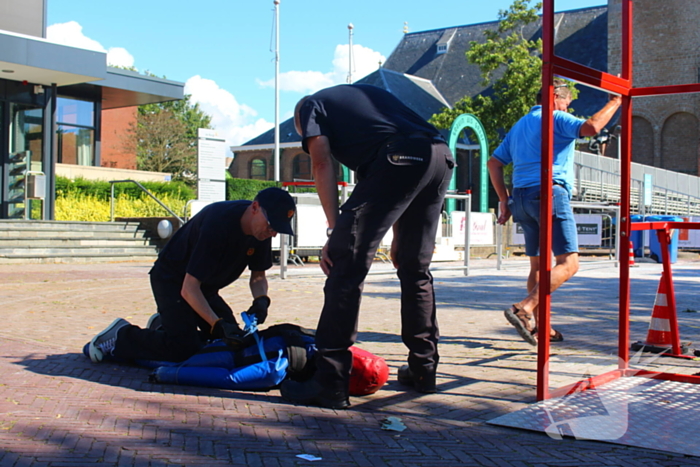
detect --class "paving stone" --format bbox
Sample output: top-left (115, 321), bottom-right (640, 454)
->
top-left (1, 258), bottom-right (700, 465)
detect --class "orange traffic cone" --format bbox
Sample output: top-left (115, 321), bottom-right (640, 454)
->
top-left (631, 272), bottom-right (688, 355)
top-left (628, 241), bottom-right (635, 266)
top-left (646, 276), bottom-right (672, 347)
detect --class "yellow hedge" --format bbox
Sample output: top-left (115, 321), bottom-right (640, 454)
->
top-left (56, 194), bottom-right (188, 222)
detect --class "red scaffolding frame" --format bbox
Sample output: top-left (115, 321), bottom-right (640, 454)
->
top-left (538, 0), bottom-right (700, 401)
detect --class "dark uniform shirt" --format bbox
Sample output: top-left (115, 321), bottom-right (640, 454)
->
top-left (153, 201), bottom-right (272, 296)
top-left (298, 84), bottom-right (442, 170)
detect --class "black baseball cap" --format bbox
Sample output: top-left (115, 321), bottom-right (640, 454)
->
top-left (255, 187), bottom-right (296, 236)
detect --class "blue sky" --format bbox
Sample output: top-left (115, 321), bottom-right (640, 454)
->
top-left (47, 0), bottom-right (605, 149)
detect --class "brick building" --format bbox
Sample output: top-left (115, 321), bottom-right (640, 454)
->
top-left (608, 0), bottom-right (700, 176)
top-left (100, 107), bottom-right (139, 170)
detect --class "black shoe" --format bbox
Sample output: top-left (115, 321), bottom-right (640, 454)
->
top-left (397, 364), bottom-right (437, 394)
top-left (147, 313), bottom-right (163, 331)
top-left (88, 318), bottom-right (130, 363)
top-left (280, 378), bottom-right (350, 409)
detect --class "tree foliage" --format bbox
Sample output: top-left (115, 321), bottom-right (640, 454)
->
top-left (430, 0), bottom-right (577, 153)
top-left (139, 95), bottom-right (212, 142)
top-left (123, 94), bottom-right (213, 186)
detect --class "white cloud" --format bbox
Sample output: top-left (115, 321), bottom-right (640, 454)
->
top-left (259, 70), bottom-right (336, 94)
top-left (105, 47), bottom-right (135, 68)
top-left (185, 75), bottom-right (274, 149)
top-left (46, 21), bottom-right (134, 68)
top-left (45, 22), bottom-right (265, 148)
top-left (332, 43), bottom-right (386, 84)
top-left (47, 21), bottom-right (103, 51)
top-left (257, 44), bottom-right (385, 94)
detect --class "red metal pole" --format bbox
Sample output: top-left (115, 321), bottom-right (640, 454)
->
top-left (537, 0), bottom-right (555, 402)
top-left (617, 0), bottom-right (633, 373)
top-left (621, 0), bottom-right (633, 82)
top-left (631, 83), bottom-right (700, 97)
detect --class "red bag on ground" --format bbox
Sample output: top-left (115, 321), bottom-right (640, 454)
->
top-left (348, 346), bottom-right (389, 396)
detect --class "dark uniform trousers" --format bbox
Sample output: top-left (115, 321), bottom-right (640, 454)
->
top-left (315, 136), bottom-right (455, 392)
top-left (113, 266), bottom-right (236, 362)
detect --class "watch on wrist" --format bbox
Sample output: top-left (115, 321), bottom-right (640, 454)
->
top-left (326, 228), bottom-right (334, 238)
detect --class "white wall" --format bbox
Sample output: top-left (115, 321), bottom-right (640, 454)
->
top-left (56, 164), bottom-right (171, 183)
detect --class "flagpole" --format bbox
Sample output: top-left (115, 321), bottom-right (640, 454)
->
top-left (347, 23), bottom-right (354, 84)
top-left (274, 0), bottom-right (280, 182)
top-left (347, 23), bottom-right (356, 185)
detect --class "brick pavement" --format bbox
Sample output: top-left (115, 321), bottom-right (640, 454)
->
top-left (2, 257), bottom-right (700, 466)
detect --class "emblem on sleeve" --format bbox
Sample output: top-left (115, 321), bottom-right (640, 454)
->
top-left (247, 248), bottom-right (255, 256)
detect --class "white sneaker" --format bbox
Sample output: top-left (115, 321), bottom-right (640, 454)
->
top-left (88, 318), bottom-right (130, 363)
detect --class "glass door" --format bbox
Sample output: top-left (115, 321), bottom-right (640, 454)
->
top-left (7, 103), bottom-right (44, 219)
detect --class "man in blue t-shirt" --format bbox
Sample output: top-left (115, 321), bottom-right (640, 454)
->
top-left (85, 187), bottom-right (296, 363)
top-left (488, 79), bottom-right (621, 346)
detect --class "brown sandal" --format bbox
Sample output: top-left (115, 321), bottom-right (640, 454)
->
top-left (504, 306), bottom-right (537, 346)
top-left (531, 327), bottom-right (564, 342)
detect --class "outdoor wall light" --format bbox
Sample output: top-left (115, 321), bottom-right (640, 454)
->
top-left (157, 220), bottom-right (173, 239)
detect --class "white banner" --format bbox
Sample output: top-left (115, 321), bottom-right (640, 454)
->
top-left (679, 216), bottom-right (700, 248)
top-left (197, 128), bottom-right (226, 202)
top-left (512, 214), bottom-right (603, 246)
top-left (294, 204), bottom-right (329, 248)
top-left (450, 211), bottom-right (494, 245)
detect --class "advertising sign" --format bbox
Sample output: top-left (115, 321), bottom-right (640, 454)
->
top-left (643, 173), bottom-right (653, 207)
top-left (679, 216), bottom-right (700, 248)
top-left (197, 128), bottom-right (226, 202)
top-left (512, 214), bottom-right (603, 246)
top-left (450, 211), bottom-right (494, 245)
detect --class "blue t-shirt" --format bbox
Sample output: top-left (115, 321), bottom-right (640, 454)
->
top-left (492, 105), bottom-right (584, 194)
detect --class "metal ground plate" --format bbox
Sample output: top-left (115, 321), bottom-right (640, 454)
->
top-left (489, 377), bottom-right (700, 457)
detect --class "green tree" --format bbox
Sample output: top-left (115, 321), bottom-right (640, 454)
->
top-left (139, 95), bottom-right (212, 142)
top-left (124, 109), bottom-right (196, 184)
top-left (430, 0), bottom-right (577, 153)
top-left (123, 94), bottom-right (213, 186)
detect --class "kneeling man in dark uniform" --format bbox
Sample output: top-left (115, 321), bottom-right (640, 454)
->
top-left (86, 187), bottom-right (296, 364)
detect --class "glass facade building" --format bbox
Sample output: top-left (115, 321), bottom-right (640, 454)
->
top-left (0, 0), bottom-right (184, 220)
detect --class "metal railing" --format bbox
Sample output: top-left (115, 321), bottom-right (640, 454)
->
top-left (575, 163), bottom-right (700, 216)
top-left (109, 180), bottom-right (185, 227)
top-left (277, 190), bottom-right (472, 279)
top-left (494, 202), bottom-right (622, 270)
top-left (434, 193), bottom-right (472, 276)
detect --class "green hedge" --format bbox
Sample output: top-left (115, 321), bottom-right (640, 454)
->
top-left (224, 175), bottom-right (317, 200)
top-left (225, 175), bottom-right (279, 201)
top-left (56, 174), bottom-right (316, 203)
top-left (55, 176), bottom-right (195, 201)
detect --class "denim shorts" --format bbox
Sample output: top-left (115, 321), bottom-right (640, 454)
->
top-left (510, 185), bottom-right (579, 257)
